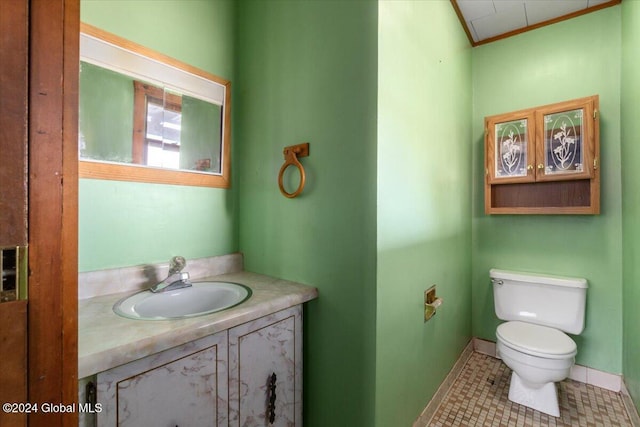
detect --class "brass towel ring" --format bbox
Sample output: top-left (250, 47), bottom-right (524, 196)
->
top-left (278, 143), bottom-right (309, 198)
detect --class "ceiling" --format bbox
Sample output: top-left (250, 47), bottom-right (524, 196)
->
top-left (452, 0), bottom-right (620, 46)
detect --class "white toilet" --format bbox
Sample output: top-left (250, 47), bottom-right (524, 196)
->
top-left (490, 268), bottom-right (587, 417)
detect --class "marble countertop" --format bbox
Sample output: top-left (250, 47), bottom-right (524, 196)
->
top-left (79, 271), bottom-right (318, 379)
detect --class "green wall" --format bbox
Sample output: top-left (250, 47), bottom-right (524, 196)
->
top-left (79, 180), bottom-right (235, 271)
top-left (80, 0), bottom-right (234, 77)
top-left (471, 8), bottom-right (623, 373)
top-left (376, 2), bottom-right (471, 426)
top-left (79, 0), bottom-right (237, 271)
top-left (621, 0), bottom-right (640, 412)
top-left (235, 1), bottom-right (378, 425)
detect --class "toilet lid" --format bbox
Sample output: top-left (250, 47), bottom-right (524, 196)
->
top-left (497, 321), bottom-right (577, 359)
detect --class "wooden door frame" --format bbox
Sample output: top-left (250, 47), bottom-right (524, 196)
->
top-left (28, 0), bottom-right (79, 425)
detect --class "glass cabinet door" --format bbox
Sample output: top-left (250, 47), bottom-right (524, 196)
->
top-left (535, 98), bottom-right (596, 181)
top-left (486, 112), bottom-right (536, 184)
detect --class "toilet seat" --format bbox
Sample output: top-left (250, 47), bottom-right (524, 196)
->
top-left (497, 321), bottom-right (576, 359)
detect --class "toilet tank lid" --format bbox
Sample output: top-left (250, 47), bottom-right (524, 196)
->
top-left (490, 269), bottom-right (588, 289)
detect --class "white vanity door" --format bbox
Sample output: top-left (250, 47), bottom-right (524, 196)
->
top-left (96, 331), bottom-right (228, 427)
top-left (228, 306), bottom-right (302, 427)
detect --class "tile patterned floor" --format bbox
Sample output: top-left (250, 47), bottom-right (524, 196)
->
top-left (427, 352), bottom-right (633, 427)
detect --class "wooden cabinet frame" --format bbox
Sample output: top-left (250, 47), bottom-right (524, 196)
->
top-left (485, 95), bottom-right (600, 214)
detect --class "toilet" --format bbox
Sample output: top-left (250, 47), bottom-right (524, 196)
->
top-left (490, 268), bottom-right (588, 417)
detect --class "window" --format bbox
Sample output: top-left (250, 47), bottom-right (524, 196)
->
top-left (133, 81), bottom-right (183, 169)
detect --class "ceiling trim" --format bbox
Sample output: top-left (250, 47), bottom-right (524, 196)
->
top-left (450, 0), bottom-right (621, 47)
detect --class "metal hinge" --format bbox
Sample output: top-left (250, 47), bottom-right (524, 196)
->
top-left (593, 109), bottom-right (599, 120)
top-left (594, 158), bottom-right (598, 170)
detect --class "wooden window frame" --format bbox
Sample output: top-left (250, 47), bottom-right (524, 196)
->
top-left (79, 23), bottom-right (231, 189)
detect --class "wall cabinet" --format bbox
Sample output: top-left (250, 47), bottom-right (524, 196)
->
top-left (485, 95), bottom-right (600, 214)
top-left (94, 306), bottom-right (302, 427)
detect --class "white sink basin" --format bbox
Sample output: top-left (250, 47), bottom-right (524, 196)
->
top-left (113, 281), bottom-right (252, 320)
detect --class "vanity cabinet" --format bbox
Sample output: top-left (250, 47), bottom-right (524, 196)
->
top-left (94, 306), bottom-right (302, 427)
top-left (485, 95), bottom-right (600, 214)
top-left (228, 306), bottom-right (302, 426)
top-left (96, 331), bottom-right (229, 427)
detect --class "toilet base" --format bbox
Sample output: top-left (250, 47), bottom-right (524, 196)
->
top-left (508, 371), bottom-right (560, 417)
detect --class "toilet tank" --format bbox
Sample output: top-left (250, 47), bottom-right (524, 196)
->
top-left (490, 268), bottom-right (588, 335)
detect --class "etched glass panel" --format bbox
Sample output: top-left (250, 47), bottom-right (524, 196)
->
top-left (495, 119), bottom-right (528, 178)
top-left (543, 108), bottom-right (584, 175)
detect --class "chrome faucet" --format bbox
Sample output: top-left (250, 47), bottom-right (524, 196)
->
top-left (149, 256), bottom-right (193, 293)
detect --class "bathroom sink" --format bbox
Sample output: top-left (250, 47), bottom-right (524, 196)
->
top-left (113, 281), bottom-right (252, 320)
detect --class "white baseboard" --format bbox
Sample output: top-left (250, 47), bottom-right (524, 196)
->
top-left (473, 337), bottom-right (497, 358)
top-left (472, 337), bottom-right (622, 392)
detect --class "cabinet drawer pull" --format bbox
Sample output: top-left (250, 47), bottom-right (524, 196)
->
top-left (268, 372), bottom-right (277, 424)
